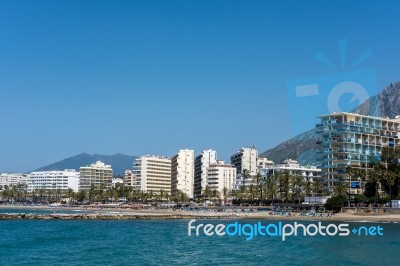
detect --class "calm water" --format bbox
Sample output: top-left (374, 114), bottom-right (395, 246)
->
top-left (0, 218), bottom-right (399, 265)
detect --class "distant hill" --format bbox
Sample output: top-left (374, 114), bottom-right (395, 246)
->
top-left (260, 82), bottom-right (400, 165)
top-left (32, 153), bottom-right (136, 176)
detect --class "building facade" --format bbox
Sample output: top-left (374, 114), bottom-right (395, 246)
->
top-left (206, 160), bottom-right (236, 199)
top-left (194, 149), bottom-right (217, 198)
top-left (79, 161), bottom-right (113, 191)
top-left (259, 159), bottom-right (321, 183)
top-left (258, 157), bottom-right (274, 169)
top-left (316, 112), bottom-right (400, 192)
top-left (171, 149), bottom-right (194, 198)
top-left (131, 155), bottom-right (171, 193)
top-left (231, 146), bottom-right (258, 188)
top-left (27, 169), bottom-right (80, 192)
top-left (123, 170), bottom-right (137, 188)
top-left (0, 173), bottom-right (28, 189)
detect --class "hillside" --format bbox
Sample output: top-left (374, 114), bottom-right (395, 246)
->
top-left (32, 153), bottom-right (136, 176)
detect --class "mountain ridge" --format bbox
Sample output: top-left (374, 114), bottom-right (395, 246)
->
top-left (32, 153), bottom-right (136, 176)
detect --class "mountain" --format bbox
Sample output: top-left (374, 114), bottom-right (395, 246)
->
top-left (260, 82), bottom-right (400, 165)
top-left (32, 153), bottom-right (136, 176)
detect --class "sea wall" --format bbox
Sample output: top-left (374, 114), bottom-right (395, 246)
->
top-left (0, 213), bottom-right (232, 220)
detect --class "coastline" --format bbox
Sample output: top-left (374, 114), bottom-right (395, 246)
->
top-left (1, 205), bottom-right (400, 222)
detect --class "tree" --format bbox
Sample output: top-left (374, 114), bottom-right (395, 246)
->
top-left (66, 188), bottom-right (75, 205)
top-left (304, 178), bottom-right (313, 197)
top-left (277, 171), bottom-right (291, 202)
top-left (325, 195), bottom-right (347, 213)
top-left (76, 190), bottom-right (87, 203)
top-left (248, 184), bottom-right (257, 206)
top-left (291, 174), bottom-right (305, 203)
top-left (222, 187), bottom-right (229, 204)
top-left (266, 174), bottom-right (278, 205)
top-left (333, 180), bottom-right (348, 197)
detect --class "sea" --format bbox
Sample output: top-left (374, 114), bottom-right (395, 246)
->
top-left (0, 209), bottom-right (399, 265)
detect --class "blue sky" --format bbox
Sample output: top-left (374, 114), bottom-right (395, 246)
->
top-left (1, 0), bottom-right (400, 172)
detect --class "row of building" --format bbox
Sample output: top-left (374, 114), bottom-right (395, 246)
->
top-left (123, 147), bottom-right (320, 199)
top-left (0, 147), bottom-right (321, 199)
top-left (0, 161), bottom-right (115, 193)
top-left (3, 111), bottom-right (398, 199)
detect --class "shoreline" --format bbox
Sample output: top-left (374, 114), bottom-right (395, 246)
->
top-left (1, 205), bottom-right (400, 222)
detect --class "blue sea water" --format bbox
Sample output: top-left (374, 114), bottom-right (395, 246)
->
top-left (0, 217), bottom-right (399, 265)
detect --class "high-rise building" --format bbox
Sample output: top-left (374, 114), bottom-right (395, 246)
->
top-left (130, 155), bottom-right (171, 193)
top-left (206, 160), bottom-right (236, 199)
top-left (123, 170), bottom-right (138, 189)
top-left (231, 146), bottom-right (258, 187)
top-left (194, 149), bottom-right (217, 198)
top-left (316, 112), bottom-right (400, 192)
top-left (27, 169), bottom-right (80, 192)
top-left (171, 149), bottom-right (194, 198)
top-left (0, 173), bottom-right (28, 189)
top-left (79, 161), bottom-right (113, 191)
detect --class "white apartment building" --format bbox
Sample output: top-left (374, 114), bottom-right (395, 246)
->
top-left (258, 157), bottom-right (274, 169)
top-left (231, 146), bottom-right (258, 188)
top-left (123, 170), bottom-right (137, 188)
top-left (171, 149), bottom-right (194, 198)
top-left (131, 155), bottom-right (171, 193)
top-left (206, 160), bottom-right (236, 199)
top-left (0, 173), bottom-right (28, 189)
top-left (194, 149), bottom-right (217, 198)
top-left (259, 159), bottom-right (321, 184)
top-left (79, 161), bottom-right (113, 191)
top-left (27, 169), bottom-right (80, 192)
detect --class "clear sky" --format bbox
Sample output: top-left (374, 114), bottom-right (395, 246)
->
top-left (1, 0), bottom-right (400, 172)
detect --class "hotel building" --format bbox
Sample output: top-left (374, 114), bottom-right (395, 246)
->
top-left (171, 149), bottom-right (194, 198)
top-left (206, 160), bottom-right (236, 199)
top-left (131, 155), bottom-right (171, 193)
top-left (231, 146), bottom-right (258, 187)
top-left (0, 173), bottom-right (28, 188)
top-left (27, 169), bottom-right (80, 192)
top-left (194, 149), bottom-right (217, 198)
top-left (79, 161), bottom-right (113, 191)
top-left (316, 112), bottom-right (400, 191)
top-left (259, 159), bottom-right (321, 183)
top-left (123, 170), bottom-right (137, 188)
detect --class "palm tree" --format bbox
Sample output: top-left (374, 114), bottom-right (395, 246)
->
top-left (211, 189), bottom-right (221, 205)
top-left (202, 186), bottom-right (212, 202)
top-left (291, 175), bottom-right (305, 204)
top-left (266, 174), bottom-right (278, 205)
top-left (254, 173), bottom-right (264, 205)
top-left (248, 184), bottom-right (257, 205)
top-left (159, 189), bottom-right (165, 203)
top-left (277, 171), bottom-right (291, 202)
top-left (222, 187), bottom-right (229, 205)
top-left (370, 165), bottom-right (383, 203)
top-left (66, 188), bottom-right (75, 205)
top-left (333, 180), bottom-right (348, 197)
top-left (76, 190), bottom-right (87, 203)
top-left (312, 178), bottom-right (324, 195)
top-left (304, 178), bottom-right (313, 197)
top-left (239, 185), bottom-right (247, 205)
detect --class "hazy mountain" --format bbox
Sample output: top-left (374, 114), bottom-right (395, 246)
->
top-left (32, 153), bottom-right (136, 176)
top-left (260, 82), bottom-right (400, 165)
